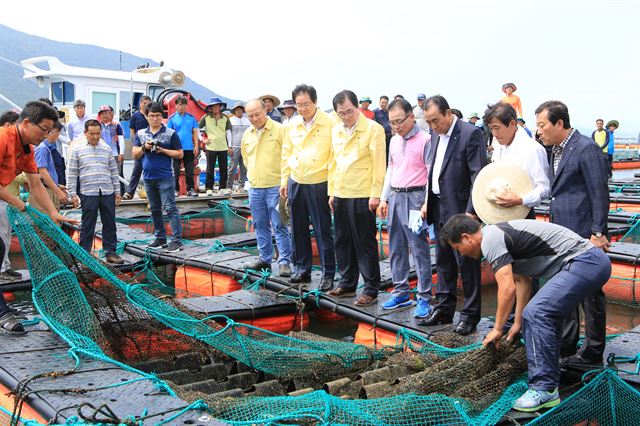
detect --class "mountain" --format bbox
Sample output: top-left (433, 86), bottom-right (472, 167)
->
top-left (0, 24), bottom-right (233, 112)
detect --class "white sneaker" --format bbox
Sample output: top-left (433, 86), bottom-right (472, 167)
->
top-left (513, 388), bottom-right (560, 412)
top-left (206, 189), bottom-right (214, 196)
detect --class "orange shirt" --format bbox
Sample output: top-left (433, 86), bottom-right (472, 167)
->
top-left (359, 107), bottom-right (374, 120)
top-left (0, 126), bottom-right (38, 187)
top-left (501, 94), bottom-right (523, 118)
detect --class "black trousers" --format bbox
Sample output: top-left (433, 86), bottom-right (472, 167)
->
top-left (432, 196), bottom-right (482, 324)
top-left (560, 287), bottom-right (607, 360)
top-left (173, 150), bottom-right (196, 192)
top-left (205, 150), bottom-right (228, 190)
top-left (288, 179), bottom-right (335, 279)
top-left (79, 192), bottom-right (117, 256)
top-left (333, 197), bottom-right (380, 297)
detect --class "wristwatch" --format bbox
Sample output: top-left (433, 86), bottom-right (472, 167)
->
top-left (593, 232), bottom-right (603, 238)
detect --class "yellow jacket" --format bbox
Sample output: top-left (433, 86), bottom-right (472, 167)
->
top-left (241, 118), bottom-right (284, 188)
top-left (328, 115), bottom-right (386, 198)
top-left (281, 109), bottom-right (336, 186)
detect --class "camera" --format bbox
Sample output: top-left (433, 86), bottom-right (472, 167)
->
top-left (147, 139), bottom-right (159, 153)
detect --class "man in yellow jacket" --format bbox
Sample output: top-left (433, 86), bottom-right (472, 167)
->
top-left (326, 90), bottom-right (386, 306)
top-left (241, 99), bottom-right (292, 277)
top-left (280, 84), bottom-right (335, 290)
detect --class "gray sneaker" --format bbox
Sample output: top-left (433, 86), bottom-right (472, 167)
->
top-left (279, 264), bottom-right (292, 277)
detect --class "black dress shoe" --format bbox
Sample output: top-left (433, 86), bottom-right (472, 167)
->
top-left (452, 321), bottom-right (476, 336)
top-left (289, 273), bottom-right (311, 284)
top-left (319, 277), bottom-right (333, 292)
top-left (559, 353), bottom-right (603, 369)
top-left (417, 308), bottom-right (453, 326)
top-left (246, 259), bottom-right (271, 270)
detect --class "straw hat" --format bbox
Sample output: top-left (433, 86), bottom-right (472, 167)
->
top-left (259, 94), bottom-right (281, 107)
top-left (502, 83), bottom-right (517, 93)
top-left (471, 163), bottom-right (533, 224)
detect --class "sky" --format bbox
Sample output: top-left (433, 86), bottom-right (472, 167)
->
top-left (1, 0), bottom-right (638, 136)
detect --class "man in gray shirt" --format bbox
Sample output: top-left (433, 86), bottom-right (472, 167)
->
top-left (440, 215), bottom-right (611, 412)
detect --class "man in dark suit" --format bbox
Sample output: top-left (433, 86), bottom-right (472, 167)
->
top-left (418, 95), bottom-right (487, 335)
top-left (536, 100), bottom-right (610, 368)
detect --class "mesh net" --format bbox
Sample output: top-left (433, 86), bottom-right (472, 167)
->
top-left (7, 206), bottom-right (640, 425)
top-left (609, 220), bottom-right (640, 308)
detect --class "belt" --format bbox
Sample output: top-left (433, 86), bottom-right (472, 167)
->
top-left (391, 185), bottom-right (425, 193)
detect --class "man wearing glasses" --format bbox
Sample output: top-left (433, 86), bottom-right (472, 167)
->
top-left (0, 101), bottom-right (78, 334)
top-left (378, 98), bottom-right (434, 318)
top-left (133, 102), bottom-right (185, 253)
top-left (325, 90), bottom-right (385, 305)
top-left (420, 95), bottom-right (487, 335)
top-left (280, 84), bottom-right (336, 290)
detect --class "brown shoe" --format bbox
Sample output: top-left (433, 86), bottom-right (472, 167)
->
top-left (327, 287), bottom-right (356, 298)
top-left (105, 253), bottom-right (124, 265)
top-left (354, 294), bottom-right (378, 307)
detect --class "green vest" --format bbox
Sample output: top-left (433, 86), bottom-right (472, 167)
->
top-left (204, 115), bottom-right (229, 151)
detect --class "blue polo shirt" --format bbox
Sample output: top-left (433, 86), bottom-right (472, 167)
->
top-left (167, 112), bottom-right (198, 150)
top-left (34, 142), bottom-right (59, 185)
top-left (135, 125), bottom-right (182, 180)
top-left (129, 111), bottom-right (149, 143)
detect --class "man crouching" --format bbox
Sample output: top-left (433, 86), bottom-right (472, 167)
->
top-left (440, 214), bottom-right (611, 412)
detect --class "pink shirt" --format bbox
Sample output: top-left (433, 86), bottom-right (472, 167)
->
top-left (389, 129), bottom-right (431, 188)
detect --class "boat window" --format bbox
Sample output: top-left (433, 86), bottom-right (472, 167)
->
top-left (51, 81), bottom-right (75, 105)
top-left (92, 92), bottom-right (117, 115)
top-left (147, 85), bottom-right (164, 101)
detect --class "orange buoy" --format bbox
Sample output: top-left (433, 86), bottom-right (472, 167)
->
top-left (240, 312), bottom-right (310, 334)
top-left (354, 322), bottom-right (398, 347)
top-left (314, 309), bottom-right (346, 322)
top-left (174, 265), bottom-right (241, 296)
top-left (0, 383), bottom-right (48, 424)
top-left (604, 262), bottom-right (640, 305)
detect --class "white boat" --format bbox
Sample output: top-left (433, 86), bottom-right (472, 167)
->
top-left (20, 56), bottom-right (185, 118)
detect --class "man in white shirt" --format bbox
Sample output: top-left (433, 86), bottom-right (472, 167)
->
top-left (67, 99), bottom-right (91, 143)
top-left (484, 103), bottom-right (550, 214)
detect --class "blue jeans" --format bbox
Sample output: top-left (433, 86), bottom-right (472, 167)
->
top-left (249, 186), bottom-right (291, 265)
top-left (144, 177), bottom-right (182, 243)
top-left (523, 248), bottom-right (611, 391)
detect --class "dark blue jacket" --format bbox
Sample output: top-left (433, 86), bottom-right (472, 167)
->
top-left (550, 130), bottom-right (609, 238)
top-left (427, 119), bottom-right (487, 226)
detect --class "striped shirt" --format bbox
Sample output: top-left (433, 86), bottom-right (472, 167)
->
top-left (67, 138), bottom-right (119, 197)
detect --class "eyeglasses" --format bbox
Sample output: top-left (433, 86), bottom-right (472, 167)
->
top-left (389, 114), bottom-right (412, 127)
top-left (336, 109), bottom-right (356, 119)
top-left (147, 113), bottom-right (163, 119)
top-left (295, 101), bottom-right (313, 110)
top-left (32, 122), bottom-right (53, 134)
